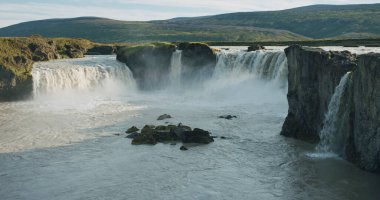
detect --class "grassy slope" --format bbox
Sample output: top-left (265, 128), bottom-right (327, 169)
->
top-left (1, 4), bottom-right (380, 42)
top-left (0, 17), bottom-right (306, 43)
top-left (163, 4), bottom-right (380, 39)
top-left (207, 38), bottom-right (380, 47)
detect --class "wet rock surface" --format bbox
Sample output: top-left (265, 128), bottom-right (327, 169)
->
top-left (182, 128), bottom-right (214, 144)
top-left (352, 53), bottom-right (380, 172)
top-left (281, 45), bottom-right (356, 142)
top-left (125, 124), bottom-right (214, 148)
top-left (157, 114), bottom-right (172, 120)
top-left (180, 146), bottom-right (188, 151)
top-left (126, 126), bottom-right (139, 133)
top-left (86, 45), bottom-right (115, 55)
top-left (282, 45), bottom-right (380, 172)
top-left (177, 42), bottom-right (217, 84)
top-left (247, 44), bottom-right (266, 52)
top-left (218, 115), bottom-right (237, 120)
top-left (116, 43), bottom-right (176, 90)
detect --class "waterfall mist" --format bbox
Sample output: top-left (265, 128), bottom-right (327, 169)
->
top-left (22, 49), bottom-right (289, 151)
top-left (32, 55), bottom-right (137, 106)
top-left (31, 49), bottom-right (289, 107)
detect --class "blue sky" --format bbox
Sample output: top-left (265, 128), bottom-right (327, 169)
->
top-left (0, 0), bottom-right (379, 27)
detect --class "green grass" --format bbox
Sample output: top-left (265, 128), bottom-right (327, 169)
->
top-left (117, 42), bottom-right (176, 63)
top-left (206, 38), bottom-right (380, 47)
top-left (168, 4), bottom-right (380, 39)
top-left (0, 17), bottom-right (307, 43)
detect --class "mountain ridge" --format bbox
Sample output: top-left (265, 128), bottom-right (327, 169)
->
top-left (1, 3), bottom-right (380, 42)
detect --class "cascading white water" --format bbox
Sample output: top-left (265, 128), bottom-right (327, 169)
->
top-left (213, 50), bottom-right (288, 88)
top-left (317, 72), bottom-right (351, 153)
top-left (169, 50), bottom-right (182, 86)
top-left (32, 56), bottom-right (136, 96)
top-left (168, 49), bottom-right (288, 89)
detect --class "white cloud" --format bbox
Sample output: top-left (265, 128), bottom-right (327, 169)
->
top-left (0, 0), bottom-right (379, 27)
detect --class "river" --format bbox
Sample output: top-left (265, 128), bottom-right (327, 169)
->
top-left (0, 47), bottom-right (380, 200)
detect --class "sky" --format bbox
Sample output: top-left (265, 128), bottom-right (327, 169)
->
top-left (0, 0), bottom-right (379, 27)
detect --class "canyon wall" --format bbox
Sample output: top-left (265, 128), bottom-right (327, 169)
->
top-left (282, 45), bottom-right (380, 172)
top-left (281, 45), bottom-right (356, 142)
top-left (352, 54), bottom-right (380, 171)
top-left (116, 42), bottom-right (216, 89)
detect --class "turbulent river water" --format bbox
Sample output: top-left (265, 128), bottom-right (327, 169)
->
top-left (1, 47), bottom-right (380, 200)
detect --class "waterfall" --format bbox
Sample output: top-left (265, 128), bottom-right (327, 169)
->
top-left (213, 50), bottom-right (288, 88)
top-left (32, 56), bottom-right (136, 96)
top-left (317, 72), bottom-right (351, 154)
top-left (31, 50), bottom-right (288, 97)
top-left (169, 50), bottom-right (182, 86)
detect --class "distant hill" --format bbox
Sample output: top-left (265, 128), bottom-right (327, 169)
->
top-left (166, 4), bottom-right (380, 39)
top-left (0, 17), bottom-right (306, 43)
top-left (0, 4), bottom-right (379, 42)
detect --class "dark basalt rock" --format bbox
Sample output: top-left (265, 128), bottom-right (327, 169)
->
top-left (0, 71), bottom-right (33, 101)
top-left (219, 115), bottom-right (237, 120)
top-left (281, 45), bottom-right (356, 142)
top-left (177, 42), bottom-right (217, 84)
top-left (131, 134), bottom-right (157, 145)
top-left (130, 124), bottom-right (214, 146)
top-left (248, 44), bottom-right (266, 52)
top-left (180, 146), bottom-right (188, 151)
top-left (172, 124), bottom-right (191, 138)
top-left (182, 128), bottom-right (214, 144)
top-left (116, 43), bottom-right (176, 90)
top-left (351, 53), bottom-right (380, 172)
top-left (126, 132), bottom-right (139, 139)
top-left (157, 114), bottom-right (172, 120)
top-left (86, 45), bottom-right (115, 55)
top-left (281, 45), bottom-right (380, 172)
top-left (126, 126), bottom-right (139, 133)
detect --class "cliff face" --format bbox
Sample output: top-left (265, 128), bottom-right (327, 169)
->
top-left (178, 42), bottom-right (216, 84)
top-left (0, 36), bottom-right (93, 101)
top-left (116, 43), bottom-right (176, 90)
top-left (0, 69), bottom-right (33, 101)
top-left (282, 45), bottom-right (380, 172)
top-left (117, 42), bottom-right (217, 89)
top-left (281, 45), bottom-right (356, 142)
top-left (352, 54), bottom-right (380, 171)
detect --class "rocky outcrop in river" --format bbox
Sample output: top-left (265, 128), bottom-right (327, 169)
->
top-left (126, 124), bottom-right (214, 146)
top-left (116, 43), bottom-right (176, 89)
top-left (282, 45), bottom-right (380, 172)
top-left (178, 42), bottom-right (217, 84)
top-left (116, 42), bottom-right (217, 89)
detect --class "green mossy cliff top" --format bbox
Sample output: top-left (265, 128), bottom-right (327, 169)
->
top-left (0, 36), bottom-right (93, 79)
top-left (116, 42), bottom-right (176, 63)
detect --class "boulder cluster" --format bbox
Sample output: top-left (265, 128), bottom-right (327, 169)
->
top-left (126, 124), bottom-right (214, 146)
